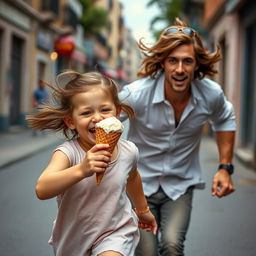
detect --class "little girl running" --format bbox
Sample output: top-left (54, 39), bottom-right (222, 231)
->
top-left (27, 71), bottom-right (157, 256)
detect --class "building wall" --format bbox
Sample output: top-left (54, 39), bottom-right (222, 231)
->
top-left (202, 0), bottom-right (256, 168)
top-left (0, 0), bottom-right (34, 130)
top-left (96, 0), bottom-right (123, 70)
top-left (203, 0), bottom-right (226, 26)
top-left (122, 27), bottom-right (141, 82)
top-left (108, 0), bottom-right (122, 69)
top-left (210, 14), bottom-right (242, 140)
top-left (238, 0), bottom-right (256, 168)
top-left (0, 0), bottom-right (86, 132)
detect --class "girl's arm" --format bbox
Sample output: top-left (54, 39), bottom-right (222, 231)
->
top-left (126, 168), bottom-right (148, 210)
top-left (126, 168), bottom-right (158, 235)
top-left (36, 144), bottom-right (111, 200)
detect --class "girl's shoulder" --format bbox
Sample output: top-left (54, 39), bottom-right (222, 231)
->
top-left (56, 139), bottom-right (77, 153)
top-left (55, 139), bottom-right (85, 166)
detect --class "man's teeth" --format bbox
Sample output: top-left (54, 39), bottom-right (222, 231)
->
top-left (174, 77), bottom-right (186, 81)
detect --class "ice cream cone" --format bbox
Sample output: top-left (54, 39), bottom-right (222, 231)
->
top-left (95, 127), bottom-right (122, 185)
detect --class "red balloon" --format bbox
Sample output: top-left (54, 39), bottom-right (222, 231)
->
top-left (55, 36), bottom-right (75, 56)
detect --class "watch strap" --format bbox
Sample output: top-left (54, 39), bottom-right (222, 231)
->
top-left (218, 164), bottom-right (234, 175)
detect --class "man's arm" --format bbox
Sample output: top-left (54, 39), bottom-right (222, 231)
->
top-left (212, 131), bottom-right (235, 197)
top-left (216, 130), bottom-right (235, 163)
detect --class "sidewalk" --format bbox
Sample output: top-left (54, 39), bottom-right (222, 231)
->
top-left (0, 127), bottom-right (62, 169)
top-left (0, 120), bottom-right (129, 169)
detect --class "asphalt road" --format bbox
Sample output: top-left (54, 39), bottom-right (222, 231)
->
top-left (0, 144), bottom-right (57, 256)
top-left (0, 137), bottom-right (256, 256)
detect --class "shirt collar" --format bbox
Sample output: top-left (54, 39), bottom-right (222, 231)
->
top-left (152, 73), bottom-right (165, 104)
top-left (190, 79), bottom-right (203, 104)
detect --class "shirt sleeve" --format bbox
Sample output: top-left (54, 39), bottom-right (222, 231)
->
top-left (209, 90), bottom-right (236, 131)
top-left (133, 143), bottom-right (139, 170)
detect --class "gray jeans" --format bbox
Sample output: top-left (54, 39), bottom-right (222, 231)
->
top-left (135, 186), bottom-right (194, 256)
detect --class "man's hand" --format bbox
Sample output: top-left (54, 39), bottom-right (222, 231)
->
top-left (212, 169), bottom-right (235, 198)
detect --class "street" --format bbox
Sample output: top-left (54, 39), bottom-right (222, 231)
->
top-left (0, 144), bottom-right (57, 256)
top-left (0, 137), bottom-right (256, 256)
top-left (185, 137), bottom-right (256, 256)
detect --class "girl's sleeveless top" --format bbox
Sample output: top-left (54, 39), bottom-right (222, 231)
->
top-left (48, 139), bottom-right (139, 256)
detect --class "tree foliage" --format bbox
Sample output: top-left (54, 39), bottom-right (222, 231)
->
top-left (79, 0), bottom-right (109, 36)
top-left (147, 0), bottom-right (183, 39)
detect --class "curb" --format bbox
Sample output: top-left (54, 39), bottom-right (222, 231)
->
top-left (0, 133), bottom-right (62, 169)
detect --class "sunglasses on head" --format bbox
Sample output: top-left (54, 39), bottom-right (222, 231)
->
top-left (165, 27), bottom-right (195, 37)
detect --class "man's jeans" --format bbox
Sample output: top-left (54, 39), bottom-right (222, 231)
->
top-left (135, 186), bottom-right (194, 256)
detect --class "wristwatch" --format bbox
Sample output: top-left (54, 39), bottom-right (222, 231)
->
top-left (218, 164), bottom-right (234, 175)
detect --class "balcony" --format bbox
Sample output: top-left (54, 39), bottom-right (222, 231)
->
top-left (63, 5), bottom-right (78, 32)
top-left (40, 0), bottom-right (59, 23)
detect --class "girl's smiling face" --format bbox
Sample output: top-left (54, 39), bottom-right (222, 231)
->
top-left (64, 87), bottom-right (120, 151)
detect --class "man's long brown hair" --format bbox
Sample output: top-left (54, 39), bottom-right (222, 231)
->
top-left (137, 18), bottom-right (220, 79)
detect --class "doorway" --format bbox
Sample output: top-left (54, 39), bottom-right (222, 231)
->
top-left (241, 22), bottom-right (256, 148)
top-left (10, 35), bottom-right (23, 125)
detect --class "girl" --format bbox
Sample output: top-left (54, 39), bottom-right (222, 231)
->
top-left (26, 71), bottom-right (157, 256)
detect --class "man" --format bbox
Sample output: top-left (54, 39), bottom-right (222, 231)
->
top-left (119, 18), bottom-right (236, 256)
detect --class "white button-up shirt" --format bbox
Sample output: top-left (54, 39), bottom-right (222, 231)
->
top-left (119, 73), bottom-right (236, 200)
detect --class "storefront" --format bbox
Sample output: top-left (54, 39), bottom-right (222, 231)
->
top-left (239, 0), bottom-right (256, 167)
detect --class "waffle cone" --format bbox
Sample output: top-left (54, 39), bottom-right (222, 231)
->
top-left (95, 128), bottom-right (122, 185)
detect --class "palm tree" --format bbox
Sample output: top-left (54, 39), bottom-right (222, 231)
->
top-left (79, 0), bottom-right (109, 36)
top-left (147, 0), bottom-right (183, 39)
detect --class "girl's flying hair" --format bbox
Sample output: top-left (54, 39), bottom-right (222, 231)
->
top-left (26, 71), bottom-right (134, 139)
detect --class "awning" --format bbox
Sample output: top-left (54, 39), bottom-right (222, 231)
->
top-left (97, 61), bottom-right (119, 79)
top-left (71, 50), bottom-right (87, 64)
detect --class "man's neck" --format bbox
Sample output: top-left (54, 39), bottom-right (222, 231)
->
top-left (165, 86), bottom-right (191, 106)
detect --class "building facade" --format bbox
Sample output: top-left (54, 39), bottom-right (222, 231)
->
top-left (0, 0), bottom-right (86, 132)
top-left (202, 0), bottom-right (256, 168)
top-left (0, 0), bottom-right (38, 131)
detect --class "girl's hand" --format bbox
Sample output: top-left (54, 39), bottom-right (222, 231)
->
top-left (81, 144), bottom-right (112, 178)
top-left (136, 210), bottom-right (158, 235)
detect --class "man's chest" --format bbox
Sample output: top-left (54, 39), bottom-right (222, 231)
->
top-left (134, 102), bottom-right (210, 134)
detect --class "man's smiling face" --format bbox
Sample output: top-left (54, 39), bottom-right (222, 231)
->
top-left (162, 44), bottom-right (198, 95)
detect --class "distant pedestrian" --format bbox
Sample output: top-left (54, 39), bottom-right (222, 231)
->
top-left (26, 71), bottom-right (157, 256)
top-left (119, 17), bottom-right (236, 256)
top-left (32, 80), bottom-right (49, 108)
top-left (31, 80), bottom-right (49, 136)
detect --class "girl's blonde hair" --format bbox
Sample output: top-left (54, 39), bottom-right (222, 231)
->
top-left (137, 17), bottom-right (221, 79)
top-left (26, 71), bottom-right (134, 139)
